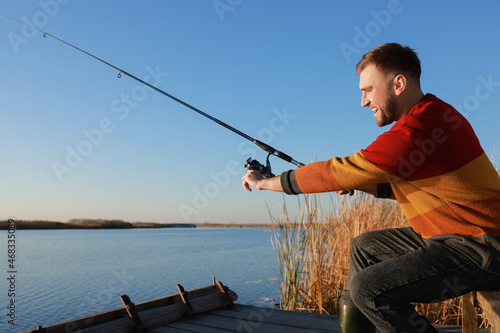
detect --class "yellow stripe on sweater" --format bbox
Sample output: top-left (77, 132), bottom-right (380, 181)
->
top-left (330, 152), bottom-right (396, 188)
top-left (395, 153), bottom-right (500, 219)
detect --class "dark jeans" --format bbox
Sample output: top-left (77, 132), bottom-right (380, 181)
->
top-left (345, 227), bottom-right (500, 333)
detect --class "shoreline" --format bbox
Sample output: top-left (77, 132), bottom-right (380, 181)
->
top-left (0, 220), bottom-right (276, 230)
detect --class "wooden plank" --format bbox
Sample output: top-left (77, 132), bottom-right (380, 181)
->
top-left (148, 327), bottom-right (191, 333)
top-left (158, 318), bottom-right (463, 333)
top-left (154, 304), bottom-right (339, 333)
top-left (166, 320), bottom-right (240, 333)
top-left (207, 304), bottom-right (338, 331)
top-left (189, 308), bottom-right (461, 333)
top-left (151, 305), bottom-right (463, 333)
top-left (165, 316), bottom-right (336, 333)
top-left (463, 291), bottom-right (478, 333)
top-left (477, 291), bottom-right (500, 333)
top-left (19, 307), bottom-right (128, 333)
top-left (133, 284), bottom-right (222, 311)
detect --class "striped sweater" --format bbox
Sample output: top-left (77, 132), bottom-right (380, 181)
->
top-left (281, 94), bottom-right (500, 239)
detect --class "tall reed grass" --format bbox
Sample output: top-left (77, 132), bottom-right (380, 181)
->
top-left (270, 192), bottom-right (484, 326)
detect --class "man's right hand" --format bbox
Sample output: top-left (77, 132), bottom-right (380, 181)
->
top-left (242, 170), bottom-right (283, 192)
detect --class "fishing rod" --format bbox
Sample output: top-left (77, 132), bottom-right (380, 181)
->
top-left (2, 14), bottom-right (354, 194)
top-left (1, 13), bottom-right (306, 179)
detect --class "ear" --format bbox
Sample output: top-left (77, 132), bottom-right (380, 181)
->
top-left (392, 74), bottom-right (407, 96)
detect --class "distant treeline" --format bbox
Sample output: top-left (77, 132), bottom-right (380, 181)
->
top-left (0, 219), bottom-right (196, 230)
top-left (197, 222), bottom-right (279, 228)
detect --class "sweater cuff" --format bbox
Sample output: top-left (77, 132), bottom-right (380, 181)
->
top-left (280, 170), bottom-right (302, 195)
top-left (375, 183), bottom-right (393, 198)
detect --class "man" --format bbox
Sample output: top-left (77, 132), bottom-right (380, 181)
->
top-left (242, 43), bottom-right (500, 333)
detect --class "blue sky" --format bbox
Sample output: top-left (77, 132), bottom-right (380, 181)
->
top-left (1, 1), bottom-right (499, 224)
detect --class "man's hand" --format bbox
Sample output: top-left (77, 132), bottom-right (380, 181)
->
top-left (337, 184), bottom-right (380, 197)
top-left (337, 190), bottom-right (353, 195)
top-left (242, 170), bottom-right (283, 192)
top-left (242, 170), bottom-right (265, 192)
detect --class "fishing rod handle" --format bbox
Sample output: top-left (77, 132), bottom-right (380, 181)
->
top-left (253, 140), bottom-right (295, 163)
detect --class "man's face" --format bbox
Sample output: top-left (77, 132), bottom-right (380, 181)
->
top-left (359, 64), bottom-right (398, 127)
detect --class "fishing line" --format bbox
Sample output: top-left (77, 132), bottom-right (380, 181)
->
top-left (0, 13), bottom-right (304, 169)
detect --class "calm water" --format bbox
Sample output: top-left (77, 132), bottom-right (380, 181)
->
top-left (2, 228), bottom-right (280, 332)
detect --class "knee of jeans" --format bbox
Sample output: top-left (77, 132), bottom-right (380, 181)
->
top-left (349, 270), bottom-right (376, 308)
top-left (350, 233), bottom-right (369, 254)
top-left (351, 231), bottom-right (379, 250)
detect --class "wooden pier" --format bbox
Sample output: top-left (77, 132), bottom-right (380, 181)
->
top-left (150, 304), bottom-right (466, 333)
top-left (20, 278), bottom-right (481, 333)
top-left (151, 303), bottom-right (336, 333)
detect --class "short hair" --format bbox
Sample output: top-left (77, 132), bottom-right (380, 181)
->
top-left (356, 43), bottom-right (421, 83)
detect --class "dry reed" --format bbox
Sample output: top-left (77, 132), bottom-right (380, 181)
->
top-left (270, 192), bottom-right (483, 326)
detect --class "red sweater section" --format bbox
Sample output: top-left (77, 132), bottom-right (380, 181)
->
top-left (361, 94), bottom-right (483, 181)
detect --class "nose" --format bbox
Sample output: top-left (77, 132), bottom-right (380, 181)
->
top-left (361, 91), bottom-right (370, 108)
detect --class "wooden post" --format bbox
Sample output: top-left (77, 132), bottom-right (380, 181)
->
top-left (176, 284), bottom-right (195, 318)
top-left (477, 291), bottom-right (500, 333)
top-left (462, 291), bottom-right (478, 333)
top-left (120, 294), bottom-right (147, 332)
top-left (216, 279), bottom-right (235, 309)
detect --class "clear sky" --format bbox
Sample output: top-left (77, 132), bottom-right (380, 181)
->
top-left (1, 1), bottom-right (499, 224)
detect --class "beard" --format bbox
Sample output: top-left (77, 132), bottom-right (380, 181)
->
top-left (375, 93), bottom-right (397, 127)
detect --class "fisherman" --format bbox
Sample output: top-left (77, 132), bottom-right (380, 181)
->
top-left (241, 43), bottom-right (500, 333)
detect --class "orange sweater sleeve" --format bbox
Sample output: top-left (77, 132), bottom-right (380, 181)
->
top-left (280, 152), bottom-right (393, 194)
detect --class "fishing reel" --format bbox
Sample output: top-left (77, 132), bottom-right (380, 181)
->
top-left (245, 154), bottom-right (275, 178)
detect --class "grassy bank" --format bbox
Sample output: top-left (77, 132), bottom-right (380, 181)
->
top-left (197, 222), bottom-right (282, 228)
top-left (270, 193), bottom-right (487, 327)
top-left (0, 219), bottom-right (196, 229)
top-left (0, 219), bottom-right (130, 229)
top-left (0, 219), bottom-right (274, 229)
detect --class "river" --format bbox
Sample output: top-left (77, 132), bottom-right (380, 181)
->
top-left (2, 227), bottom-right (280, 332)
